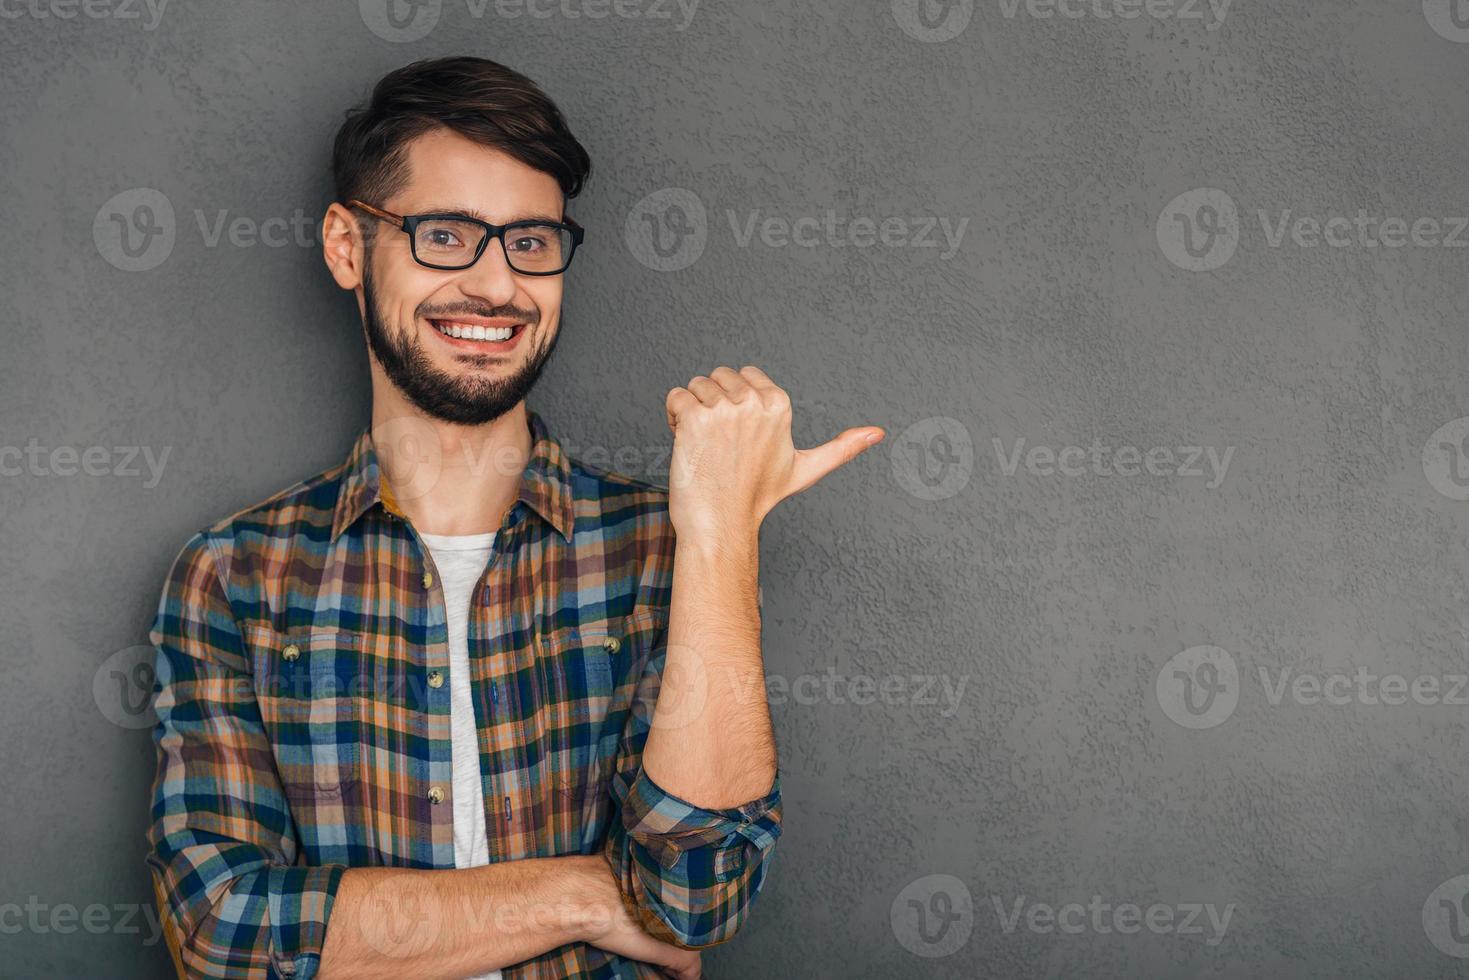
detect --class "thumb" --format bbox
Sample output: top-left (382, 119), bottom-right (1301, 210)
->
top-left (788, 426), bottom-right (885, 496)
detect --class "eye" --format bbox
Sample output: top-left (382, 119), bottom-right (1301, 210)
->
top-left (507, 231), bottom-right (550, 253)
top-left (414, 218), bottom-right (482, 253)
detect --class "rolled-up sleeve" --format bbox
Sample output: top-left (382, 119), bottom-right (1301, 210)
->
top-left (603, 618), bottom-right (782, 950)
top-left (145, 531), bottom-right (346, 979)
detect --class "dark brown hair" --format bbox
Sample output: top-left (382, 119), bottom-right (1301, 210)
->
top-left (331, 56), bottom-right (591, 209)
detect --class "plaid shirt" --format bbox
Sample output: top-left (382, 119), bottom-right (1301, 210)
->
top-left (145, 409), bottom-right (782, 979)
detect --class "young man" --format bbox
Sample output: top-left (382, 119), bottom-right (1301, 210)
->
top-left (144, 56), bottom-right (884, 979)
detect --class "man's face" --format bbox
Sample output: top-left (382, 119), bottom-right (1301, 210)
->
top-left (359, 128), bottom-right (568, 425)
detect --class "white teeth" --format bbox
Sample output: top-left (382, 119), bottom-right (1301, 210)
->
top-left (434, 321), bottom-right (516, 342)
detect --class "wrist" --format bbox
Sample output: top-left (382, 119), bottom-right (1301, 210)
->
top-left (672, 520), bottom-right (760, 560)
top-left (566, 854), bottom-right (621, 943)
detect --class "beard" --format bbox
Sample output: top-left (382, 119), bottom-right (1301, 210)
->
top-left (360, 252), bottom-right (560, 426)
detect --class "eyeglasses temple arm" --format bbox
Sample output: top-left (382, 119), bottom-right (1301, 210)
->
top-left (346, 199), bottom-right (406, 228)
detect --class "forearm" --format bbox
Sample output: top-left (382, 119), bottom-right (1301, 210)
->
top-left (318, 855), bottom-right (602, 980)
top-left (643, 525), bottom-right (777, 809)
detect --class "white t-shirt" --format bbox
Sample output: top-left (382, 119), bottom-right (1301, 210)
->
top-left (419, 530), bottom-right (503, 980)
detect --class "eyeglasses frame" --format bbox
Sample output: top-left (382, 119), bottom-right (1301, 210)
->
top-left (346, 198), bottom-right (585, 276)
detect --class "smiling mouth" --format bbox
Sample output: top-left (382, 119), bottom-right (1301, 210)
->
top-left (428, 319), bottom-right (527, 345)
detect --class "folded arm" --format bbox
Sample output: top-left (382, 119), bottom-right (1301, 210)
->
top-left (146, 532), bottom-right (695, 979)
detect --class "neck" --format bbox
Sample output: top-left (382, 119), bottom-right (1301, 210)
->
top-left (370, 389), bottom-right (532, 536)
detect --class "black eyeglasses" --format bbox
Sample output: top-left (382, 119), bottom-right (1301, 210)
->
top-left (348, 199), bottom-right (584, 276)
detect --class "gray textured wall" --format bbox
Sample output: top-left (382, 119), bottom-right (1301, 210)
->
top-left (5, 1), bottom-right (1469, 977)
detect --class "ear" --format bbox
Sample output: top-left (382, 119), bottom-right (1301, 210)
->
top-left (322, 202), bottom-right (366, 290)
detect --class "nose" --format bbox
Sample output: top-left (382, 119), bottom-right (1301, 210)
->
top-left (454, 236), bottom-right (521, 307)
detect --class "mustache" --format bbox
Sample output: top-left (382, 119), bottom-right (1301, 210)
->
top-left (419, 302), bottom-right (538, 324)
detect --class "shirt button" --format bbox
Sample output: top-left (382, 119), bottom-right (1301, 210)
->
top-left (427, 670), bottom-right (444, 689)
top-left (422, 571), bottom-right (434, 589)
top-left (428, 786), bottom-right (445, 804)
top-left (282, 643), bottom-right (300, 662)
top-left (603, 636), bottom-right (622, 655)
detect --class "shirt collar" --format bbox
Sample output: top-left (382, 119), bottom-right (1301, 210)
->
top-left (330, 408), bottom-right (575, 544)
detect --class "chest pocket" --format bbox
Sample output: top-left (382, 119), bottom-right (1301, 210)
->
top-left (243, 622), bottom-right (367, 815)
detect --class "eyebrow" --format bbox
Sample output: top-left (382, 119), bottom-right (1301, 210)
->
top-left (416, 204), bottom-right (566, 224)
